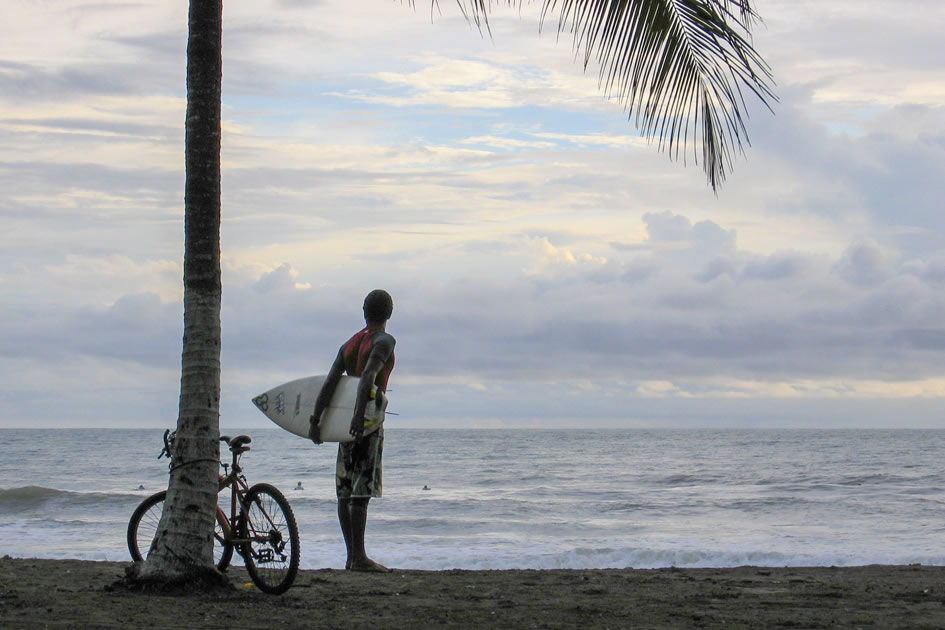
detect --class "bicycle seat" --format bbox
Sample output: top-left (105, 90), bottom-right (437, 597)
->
top-left (229, 434), bottom-right (252, 451)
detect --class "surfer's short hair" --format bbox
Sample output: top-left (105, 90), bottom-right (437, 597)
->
top-left (363, 289), bottom-right (393, 324)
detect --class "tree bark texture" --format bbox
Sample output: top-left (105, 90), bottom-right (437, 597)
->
top-left (137, 0), bottom-right (223, 580)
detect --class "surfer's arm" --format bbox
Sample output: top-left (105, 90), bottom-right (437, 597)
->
top-left (310, 346), bottom-right (345, 444)
top-left (350, 336), bottom-right (394, 439)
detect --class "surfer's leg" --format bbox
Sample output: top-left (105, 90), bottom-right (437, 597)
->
top-left (337, 498), bottom-right (353, 569)
top-left (336, 443), bottom-right (356, 568)
top-left (349, 497), bottom-right (368, 563)
top-left (348, 497), bottom-right (390, 572)
top-left (342, 433), bottom-right (389, 572)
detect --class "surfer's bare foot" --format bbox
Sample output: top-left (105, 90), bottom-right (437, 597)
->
top-left (348, 558), bottom-right (391, 573)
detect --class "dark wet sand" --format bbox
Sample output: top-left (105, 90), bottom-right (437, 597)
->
top-left (2, 557), bottom-right (945, 629)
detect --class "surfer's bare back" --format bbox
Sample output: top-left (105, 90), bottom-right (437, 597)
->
top-left (309, 289), bottom-right (395, 572)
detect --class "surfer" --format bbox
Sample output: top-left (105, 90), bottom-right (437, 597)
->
top-left (294, 482), bottom-right (304, 491)
top-left (309, 289), bottom-right (395, 573)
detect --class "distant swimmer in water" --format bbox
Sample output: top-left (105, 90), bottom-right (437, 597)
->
top-left (422, 485), bottom-right (430, 491)
top-left (137, 485), bottom-right (145, 491)
top-left (295, 482), bottom-right (304, 491)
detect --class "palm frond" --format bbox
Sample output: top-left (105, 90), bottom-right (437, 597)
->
top-left (436, 0), bottom-right (776, 189)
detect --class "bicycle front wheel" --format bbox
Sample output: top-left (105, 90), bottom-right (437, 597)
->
top-left (127, 490), bottom-right (234, 570)
top-left (239, 483), bottom-right (300, 594)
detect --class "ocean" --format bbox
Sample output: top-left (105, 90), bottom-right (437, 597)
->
top-left (1, 428), bottom-right (943, 570)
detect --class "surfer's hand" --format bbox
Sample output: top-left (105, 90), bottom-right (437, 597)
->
top-left (349, 415), bottom-right (365, 440)
top-left (308, 415), bottom-right (323, 445)
top-left (374, 390), bottom-right (387, 410)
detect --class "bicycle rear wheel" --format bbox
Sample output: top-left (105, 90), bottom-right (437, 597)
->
top-left (239, 483), bottom-right (300, 594)
top-left (127, 490), bottom-right (234, 569)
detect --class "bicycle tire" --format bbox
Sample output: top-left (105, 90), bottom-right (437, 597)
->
top-left (239, 483), bottom-right (300, 594)
top-left (127, 490), bottom-right (234, 570)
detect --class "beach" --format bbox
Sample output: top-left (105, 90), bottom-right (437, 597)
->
top-left (2, 558), bottom-right (945, 629)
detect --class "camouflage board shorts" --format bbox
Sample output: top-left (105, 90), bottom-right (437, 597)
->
top-left (336, 428), bottom-right (383, 499)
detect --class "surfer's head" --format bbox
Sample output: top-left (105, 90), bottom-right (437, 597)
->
top-left (363, 289), bottom-right (393, 325)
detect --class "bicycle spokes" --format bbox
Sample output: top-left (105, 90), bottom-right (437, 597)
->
top-left (239, 483), bottom-right (300, 594)
top-left (246, 529), bottom-right (287, 563)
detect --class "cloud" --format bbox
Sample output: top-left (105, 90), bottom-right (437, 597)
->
top-left (532, 131), bottom-right (647, 149)
top-left (253, 263), bottom-right (305, 294)
top-left (0, 61), bottom-right (135, 100)
top-left (0, 292), bottom-right (181, 367)
top-left (460, 135), bottom-right (556, 150)
top-left (528, 236), bottom-right (607, 271)
top-left (644, 211), bottom-right (736, 250)
top-left (833, 240), bottom-right (892, 286)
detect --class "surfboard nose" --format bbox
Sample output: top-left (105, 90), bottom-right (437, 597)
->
top-left (251, 393), bottom-right (268, 412)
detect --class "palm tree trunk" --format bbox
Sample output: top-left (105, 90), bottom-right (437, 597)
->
top-left (134, 0), bottom-right (223, 582)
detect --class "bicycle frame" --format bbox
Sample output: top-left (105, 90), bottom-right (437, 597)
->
top-left (214, 438), bottom-right (288, 558)
top-left (214, 440), bottom-right (251, 544)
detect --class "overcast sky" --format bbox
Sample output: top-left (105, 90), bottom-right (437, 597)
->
top-left (2, 0), bottom-right (944, 429)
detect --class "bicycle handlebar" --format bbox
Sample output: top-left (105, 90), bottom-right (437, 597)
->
top-left (158, 429), bottom-right (173, 459)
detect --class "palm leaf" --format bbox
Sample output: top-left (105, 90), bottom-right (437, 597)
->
top-left (432, 0), bottom-right (776, 189)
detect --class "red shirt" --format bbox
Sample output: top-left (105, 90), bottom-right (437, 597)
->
top-left (341, 327), bottom-right (395, 391)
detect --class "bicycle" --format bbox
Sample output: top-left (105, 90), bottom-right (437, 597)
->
top-left (127, 430), bottom-right (301, 594)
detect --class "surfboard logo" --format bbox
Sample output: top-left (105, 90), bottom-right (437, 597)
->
top-left (252, 393), bottom-right (268, 412)
top-left (276, 391), bottom-right (286, 415)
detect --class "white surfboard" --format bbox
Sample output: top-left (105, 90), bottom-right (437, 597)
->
top-left (251, 374), bottom-right (387, 443)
